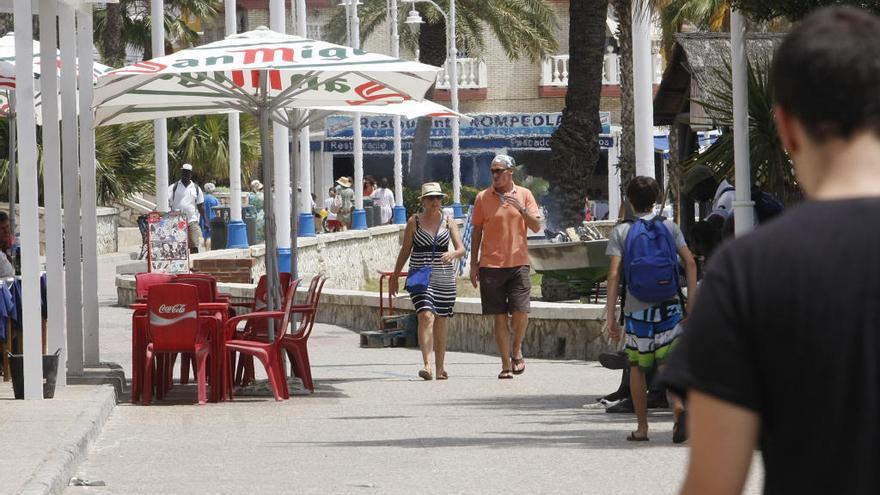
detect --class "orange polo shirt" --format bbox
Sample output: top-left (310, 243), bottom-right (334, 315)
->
top-left (471, 185), bottom-right (540, 268)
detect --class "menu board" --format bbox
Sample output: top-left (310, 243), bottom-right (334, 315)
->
top-left (146, 211), bottom-right (190, 274)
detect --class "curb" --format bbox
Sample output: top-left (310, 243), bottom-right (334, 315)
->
top-left (17, 384), bottom-right (118, 495)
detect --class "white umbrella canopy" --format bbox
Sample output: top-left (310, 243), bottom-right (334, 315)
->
top-left (0, 33), bottom-right (113, 123)
top-left (94, 27), bottom-right (446, 316)
top-left (95, 97), bottom-right (466, 126)
top-left (94, 26), bottom-right (442, 126)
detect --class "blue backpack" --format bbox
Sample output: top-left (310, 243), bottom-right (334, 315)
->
top-left (623, 217), bottom-right (679, 303)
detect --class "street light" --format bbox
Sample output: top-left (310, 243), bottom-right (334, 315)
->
top-left (405, 0), bottom-right (463, 219)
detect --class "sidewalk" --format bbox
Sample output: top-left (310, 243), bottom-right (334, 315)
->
top-left (7, 251), bottom-right (763, 494)
top-left (65, 324), bottom-right (763, 495)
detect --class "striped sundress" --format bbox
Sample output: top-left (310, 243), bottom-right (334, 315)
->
top-left (409, 215), bottom-right (457, 317)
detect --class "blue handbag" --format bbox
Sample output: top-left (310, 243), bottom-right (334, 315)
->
top-left (405, 217), bottom-right (441, 294)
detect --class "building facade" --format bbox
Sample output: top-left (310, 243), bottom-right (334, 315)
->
top-left (200, 0), bottom-right (664, 199)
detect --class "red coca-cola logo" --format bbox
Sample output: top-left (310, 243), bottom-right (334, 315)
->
top-left (159, 304), bottom-right (187, 314)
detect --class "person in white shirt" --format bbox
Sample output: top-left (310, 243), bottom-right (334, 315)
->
top-left (371, 177), bottom-right (395, 225)
top-left (684, 165), bottom-right (737, 221)
top-left (168, 163), bottom-right (208, 254)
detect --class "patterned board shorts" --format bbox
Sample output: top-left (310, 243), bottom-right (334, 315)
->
top-left (624, 302), bottom-right (683, 371)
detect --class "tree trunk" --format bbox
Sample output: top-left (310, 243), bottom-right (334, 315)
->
top-left (613, 0), bottom-right (636, 188)
top-left (101, 4), bottom-right (126, 67)
top-left (409, 19), bottom-right (447, 187)
top-left (546, 0), bottom-right (607, 230)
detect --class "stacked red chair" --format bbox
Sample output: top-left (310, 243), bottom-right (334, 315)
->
top-left (232, 273), bottom-right (294, 386)
top-left (223, 282), bottom-right (300, 401)
top-left (280, 276), bottom-right (327, 393)
top-left (141, 283), bottom-right (223, 405)
top-left (134, 273), bottom-right (175, 302)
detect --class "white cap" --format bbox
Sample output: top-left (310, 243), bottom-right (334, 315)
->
top-left (181, 163), bottom-right (193, 171)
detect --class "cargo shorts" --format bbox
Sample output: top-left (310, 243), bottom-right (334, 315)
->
top-left (478, 265), bottom-right (531, 315)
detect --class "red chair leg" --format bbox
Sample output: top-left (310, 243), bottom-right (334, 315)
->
top-left (180, 353), bottom-right (191, 384)
top-left (143, 345), bottom-right (155, 405)
top-left (194, 344), bottom-right (211, 405)
top-left (253, 351), bottom-right (285, 401)
top-left (288, 344), bottom-right (313, 392)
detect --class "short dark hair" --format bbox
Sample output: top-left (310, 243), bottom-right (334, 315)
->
top-left (771, 7), bottom-right (880, 141)
top-left (0, 212), bottom-right (7, 223)
top-left (625, 176), bottom-right (661, 212)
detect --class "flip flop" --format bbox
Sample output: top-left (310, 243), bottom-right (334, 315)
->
top-left (511, 356), bottom-right (526, 375)
top-left (436, 371), bottom-right (448, 380)
top-left (626, 432), bottom-right (649, 442)
top-left (498, 369), bottom-right (514, 379)
top-left (418, 369), bottom-right (433, 381)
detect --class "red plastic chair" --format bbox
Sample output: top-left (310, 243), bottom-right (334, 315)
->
top-left (135, 273), bottom-right (175, 302)
top-left (169, 276), bottom-right (234, 385)
top-left (223, 284), bottom-right (300, 401)
top-left (232, 273), bottom-right (295, 386)
top-left (180, 273), bottom-right (233, 302)
top-left (142, 283), bottom-right (222, 405)
top-left (281, 275), bottom-right (327, 393)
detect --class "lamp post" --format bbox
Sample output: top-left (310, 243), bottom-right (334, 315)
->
top-left (405, 0), bottom-right (462, 218)
top-left (389, 0), bottom-right (407, 224)
top-left (341, 0), bottom-right (368, 230)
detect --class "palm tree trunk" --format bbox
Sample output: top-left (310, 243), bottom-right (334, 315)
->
top-left (613, 0), bottom-right (636, 187)
top-left (101, 4), bottom-right (126, 67)
top-left (409, 19), bottom-right (447, 188)
top-left (546, 0), bottom-right (608, 230)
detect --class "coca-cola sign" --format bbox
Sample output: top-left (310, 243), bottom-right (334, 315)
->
top-left (159, 304), bottom-right (187, 314)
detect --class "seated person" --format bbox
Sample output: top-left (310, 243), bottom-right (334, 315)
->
top-left (0, 212), bottom-right (15, 277)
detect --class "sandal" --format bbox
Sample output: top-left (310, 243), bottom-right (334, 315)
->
top-left (436, 371), bottom-right (448, 380)
top-left (673, 411), bottom-right (688, 444)
top-left (626, 431), bottom-right (649, 442)
top-left (418, 369), bottom-right (433, 381)
top-left (511, 356), bottom-right (526, 375)
top-left (498, 369), bottom-right (514, 379)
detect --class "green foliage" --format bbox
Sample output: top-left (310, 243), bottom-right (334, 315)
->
top-left (93, 0), bottom-right (222, 64)
top-left (686, 57), bottom-right (798, 200)
top-left (167, 114), bottom-right (262, 186)
top-left (729, 0), bottom-right (880, 22)
top-left (324, 0), bottom-right (559, 64)
top-left (96, 122), bottom-right (157, 204)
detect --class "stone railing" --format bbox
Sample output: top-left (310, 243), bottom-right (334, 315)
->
top-left (115, 277), bottom-right (615, 361)
top-left (435, 57), bottom-right (488, 90)
top-left (0, 203), bottom-right (118, 256)
top-left (542, 52), bottom-right (665, 87)
top-left (115, 224), bottom-right (406, 289)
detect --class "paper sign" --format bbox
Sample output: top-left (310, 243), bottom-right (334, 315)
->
top-left (146, 211), bottom-right (190, 274)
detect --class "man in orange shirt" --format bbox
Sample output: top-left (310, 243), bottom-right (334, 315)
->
top-left (470, 155), bottom-right (542, 379)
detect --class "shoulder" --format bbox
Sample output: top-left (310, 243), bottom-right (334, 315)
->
top-left (517, 185), bottom-right (536, 199)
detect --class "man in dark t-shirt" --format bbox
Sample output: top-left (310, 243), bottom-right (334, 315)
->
top-left (663, 7), bottom-right (880, 494)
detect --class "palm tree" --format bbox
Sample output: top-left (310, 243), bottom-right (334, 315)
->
top-left (93, 0), bottom-right (222, 65)
top-left (324, 0), bottom-right (560, 186)
top-left (167, 114), bottom-right (263, 186)
top-left (96, 123), bottom-right (158, 204)
top-left (543, 0), bottom-right (608, 229)
top-left (685, 57), bottom-right (796, 200)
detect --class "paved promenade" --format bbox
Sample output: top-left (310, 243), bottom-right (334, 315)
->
top-left (7, 254), bottom-right (764, 494)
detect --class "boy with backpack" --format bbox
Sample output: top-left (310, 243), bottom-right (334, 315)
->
top-left (605, 176), bottom-right (698, 442)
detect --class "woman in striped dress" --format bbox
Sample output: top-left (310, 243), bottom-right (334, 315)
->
top-left (390, 183), bottom-right (465, 380)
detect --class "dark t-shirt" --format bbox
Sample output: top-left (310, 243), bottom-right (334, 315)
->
top-left (663, 198), bottom-right (880, 494)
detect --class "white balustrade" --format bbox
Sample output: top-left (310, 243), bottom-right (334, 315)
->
top-left (541, 53), bottom-right (622, 87)
top-left (435, 58), bottom-right (488, 89)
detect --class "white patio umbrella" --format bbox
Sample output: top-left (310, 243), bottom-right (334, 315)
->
top-left (94, 27), bottom-right (445, 320)
top-left (0, 33), bottom-right (111, 233)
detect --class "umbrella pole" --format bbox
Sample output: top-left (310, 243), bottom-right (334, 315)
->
top-left (258, 75), bottom-right (281, 338)
top-left (288, 115), bottom-right (299, 282)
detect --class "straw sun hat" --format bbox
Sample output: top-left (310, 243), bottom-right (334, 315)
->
top-left (420, 182), bottom-right (446, 199)
top-left (336, 177), bottom-right (352, 188)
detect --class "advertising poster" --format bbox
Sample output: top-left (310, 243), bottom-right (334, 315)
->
top-left (146, 211), bottom-right (190, 274)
